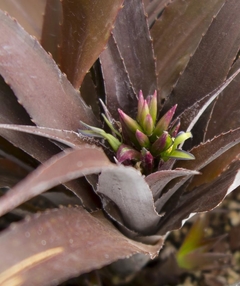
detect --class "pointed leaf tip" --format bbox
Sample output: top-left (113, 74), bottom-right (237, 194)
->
top-left (135, 129), bottom-right (150, 148)
top-left (148, 90), bottom-right (158, 124)
top-left (168, 149), bottom-right (195, 160)
top-left (153, 104), bottom-right (178, 137)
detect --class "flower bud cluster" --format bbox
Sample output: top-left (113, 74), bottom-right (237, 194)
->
top-left (79, 91), bottom-right (194, 175)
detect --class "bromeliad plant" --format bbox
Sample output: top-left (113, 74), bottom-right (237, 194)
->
top-left (0, 0), bottom-right (240, 285)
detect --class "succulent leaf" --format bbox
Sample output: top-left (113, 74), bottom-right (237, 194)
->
top-left (97, 165), bottom-right (160, 234)
top-left (0, 207), bottom-right (163, 285)
top-left (0, 146), bottom-right (113, 217)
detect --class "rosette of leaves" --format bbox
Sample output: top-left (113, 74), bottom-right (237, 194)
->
top-left (0, 0), bottom-right (239, 285)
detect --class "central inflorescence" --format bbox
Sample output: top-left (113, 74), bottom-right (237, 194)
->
top-left (79, 91), bottom-right (194, 175)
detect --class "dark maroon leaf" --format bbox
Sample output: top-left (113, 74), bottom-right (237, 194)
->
top-left (0, 136), bottom-right (39, 171)
top-left (0, 106), bottom-right (100, 211)
top-left (80, 73), bottom-right (100, 120)
top-left (0, 207), bottom-right (164, 285)
top-left (0, 122), bottom-right (96, 210)
top-left (145, 0), bottom-right (170, 27)
top-left (152, 169), bottom-right (200, 213)
top-left (144, 0), bottom-right (169, 16)
top-left (158, 160), bottom-right (240, 234)
top-left (156, 128), bottom-right (240, 213)
top-left (0, 146), bottom-right (112, 217)
top-left (40, 191), bottom-right (82, 208)
top-left (41, 0), bottom-right (62, 64)
top-left (0, 124), bottom-right (84, 148)
top-left (179, 128), bottom-right (240, 172)
top-left (0, 85), bottom-right (100, 211)
top-left (101, 204), bottom-right (163, 243)
top-left (151, 0), bottom-right (225, 101)
top-left (186, 144), bottom-right (240, 192)
top-left (0, 157), bottom-right (29, 188)
top-left (143, 0), bottom-right (151, 8)
top-left (0, 11), bottom-right (97, 131)
top-left (178, 68), bottom-right (240, 132)
top-left (0, 75), bottom-right (60, 163)
top-left (60, 0), bottom-right (124, 88)
top-left (100, 34), bottom-right (137, 119)
top-left (163, 0), bottom-right (240, 116)
top-left (64, 176), bottom-right (102, 211)
top-left (205, 59), bottom-right (240, 139)
top-left (145, 168), bottom-right (200, 200)
top-left (0, 0), bottom-right (45, 39)
top-left (112, 0), bottom-right (157, 96)
top-left (97, 165), bottom-right (160, 235)
top-left (108, 253), bottom-right (153, 279)
top-left (0, 123), bottom-right (99, 210)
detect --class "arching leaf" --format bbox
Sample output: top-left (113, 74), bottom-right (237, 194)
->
top-left (0, 146), bottom-right (112, 217)
top-left (145, 168), bottom-right (199, 200)
top-left (0, 207), bottom-right (164, 285)
top-left (97, 165), bottom-right (160, 235)
top-left (158, 160), bottom-right (240, 234)
top-left (0, 124), bottom-right (84, 148)
top-left (41, 0), bottom-right (62, 63)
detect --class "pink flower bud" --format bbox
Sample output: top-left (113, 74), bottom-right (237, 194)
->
top-left (118, 109), bottom-right (143, 133)
top-left (116, 144), bottom-right (141, 165)
top-left (141, 149), bottom-right (154, 175)
top-left (148, 90), bottom-right (157, 124)
top-left (150, 131), bottom-right (168, 156)
top-left (153, 104), bottom-right (177, 138)
top-left (143, 114), bottom-right (154, 135)
top-left (135, 129), bottom-right (150, 148)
